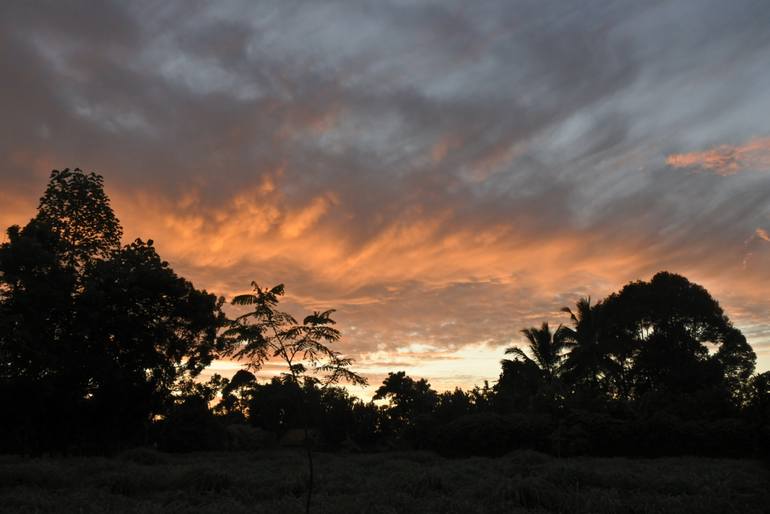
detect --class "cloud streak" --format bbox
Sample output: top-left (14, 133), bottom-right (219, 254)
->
top-left (667, 137), bottom-right (770, 175)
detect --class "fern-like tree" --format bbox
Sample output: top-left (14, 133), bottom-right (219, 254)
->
top-left (223, 283), bottom-right (366, 514)
top-left (504, 322), bottom-right (568, 382)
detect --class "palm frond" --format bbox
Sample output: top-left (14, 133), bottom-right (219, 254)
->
top-left (504, 346), bottom-right (530, 362)
top-left (231, 294), bottom-right (257, 306)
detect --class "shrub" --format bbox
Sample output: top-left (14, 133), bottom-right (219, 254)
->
top-left (431, 413), bottom-right (513, 456)
top-left (155, 398), bottom-right (227, 452)
top-left (225, 424), bottom-right (276, 451)
top-left (430, 413), bottom-right (553, 457)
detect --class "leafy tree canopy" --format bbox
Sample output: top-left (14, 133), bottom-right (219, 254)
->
top-left (0, 169), bottom-right (225, 451)
top-left (373, 371), bottom-right (437, 419)
top-left (35, 168), bottom-right (122, 269)
top-left (78, 238), bottom-right (227, 400)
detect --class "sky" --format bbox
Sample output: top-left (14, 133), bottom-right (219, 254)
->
top-left (2, 0), bottom-right (770, 397)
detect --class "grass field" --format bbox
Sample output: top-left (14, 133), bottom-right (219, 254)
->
top-left (0, 449), bottom-right (768, 513)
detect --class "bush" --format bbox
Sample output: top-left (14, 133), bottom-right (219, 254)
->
top-left (431, 413), bottom-right (511, 456)
top-left (555, 411), bottom-right (632, 456)
top-left (430, 413), bottom-right (553, 457)
top-left (155, 398), bottom-right (227, 452)
top-left (225, 424), bottom-right (276, 451)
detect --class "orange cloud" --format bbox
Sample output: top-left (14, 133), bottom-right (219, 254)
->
top-left (666, 136), bottom-right (770, 175)
top-left (6, 169), bottom-right (770, 398)
top-left (280, 194), bottom-right (336, 239)
top-left (0, 192), bottom-right (37, 244)
top-left (100, 179), bottom-right (770, 398)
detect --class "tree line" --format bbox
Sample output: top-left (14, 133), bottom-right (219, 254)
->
top-left (1, 169), bottom-right (769, 459)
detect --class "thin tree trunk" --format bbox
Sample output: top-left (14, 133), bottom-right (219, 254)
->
top-left (303, 421), bottom-right (314, 514)
top-left (290, 370), bottom-right (314, 514)
top-left (271, 322), bottom-right (315, 514)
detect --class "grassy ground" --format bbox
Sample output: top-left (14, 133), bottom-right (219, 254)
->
top-left (0, 449), bottom-right (767, 513)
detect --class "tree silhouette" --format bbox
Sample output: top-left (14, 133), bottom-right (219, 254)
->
top-left (223, 282), bottom-right (366, 514)
top-left (0, 220), bottom-right (80, 452)
top-left (505, 322), bottom-right (568, 382)
top-left (434, 388), bottom-right (473, 422)
top-left (600, 272), bottom-right (755, 411)
top-left (217, 369), bottom-right (258, 420)
top-left (715, 327), bottom-right (756, 403)
top-left (77, 239), bottom-right (227, 444)
top-left (35, 168), bottom-right (122, 270)
top-left (2, 170), bottom-right (767, 461)
top-left (745, 371), bottom-right (770, 428)
top-left (559, 297), bottom-right (608, 390)
top-left (373, 371), bottom-right (438, 428)
top-left (0, 169), bottom-right (226, 452)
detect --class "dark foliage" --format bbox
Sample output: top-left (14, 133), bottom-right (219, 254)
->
top-left (0, 169), bottom-right (225, 454)
top-left (35, 168), bottom-right (122, 269)
top-left (1, 168), bottom-right (769, 464)
top-left (155, 395), bottom-right (227, 453)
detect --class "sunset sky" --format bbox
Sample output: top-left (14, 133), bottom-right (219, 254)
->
top-left (2, 1), bottom-right (770, 397)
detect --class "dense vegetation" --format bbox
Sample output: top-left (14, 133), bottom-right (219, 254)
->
top-left (2, 169), bottom-right (770, 461)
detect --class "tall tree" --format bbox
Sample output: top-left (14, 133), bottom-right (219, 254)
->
top-left (626, 273), bottom-right (753, 407)
top-left (597, 272), bottom-right (755, 411)
top-left (35, 168), bottom-right (122, 269)
top-left (223, 282), bottom-right (365, 514)
top-left (1, 169), bottom-right (226, 452)
top-left (76, 239), bottom-right (227, 444)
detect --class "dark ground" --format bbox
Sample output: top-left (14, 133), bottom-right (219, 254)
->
top-left (0, 449), bottom-right (768, 513)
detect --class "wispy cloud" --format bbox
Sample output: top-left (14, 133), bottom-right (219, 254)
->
top-left (666, 137), bottom-right (770, 175)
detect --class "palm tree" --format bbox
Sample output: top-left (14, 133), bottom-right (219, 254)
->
top-left (504, 322), bottom-right (568, 381)
top-left (559, 297), bottom-right (606, 387)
